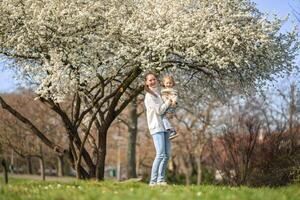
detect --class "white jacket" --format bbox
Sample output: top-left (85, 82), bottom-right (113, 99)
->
top-left (144, 89), bottom-right (171, 135)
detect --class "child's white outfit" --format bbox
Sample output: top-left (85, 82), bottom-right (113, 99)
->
top-left (161, 87), bottom-right (178, 140)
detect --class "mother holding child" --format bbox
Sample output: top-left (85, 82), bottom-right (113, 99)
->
top-left (144, 72), bottom-right (178, 187)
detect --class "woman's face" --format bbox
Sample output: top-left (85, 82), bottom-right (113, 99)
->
top-left (146, 74), bottom-right (157, 88)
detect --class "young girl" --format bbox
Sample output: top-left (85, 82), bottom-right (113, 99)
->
top-left (144, 72), bottom-right (173, 186)
top-left (161, 75), bottom-right (178, 140)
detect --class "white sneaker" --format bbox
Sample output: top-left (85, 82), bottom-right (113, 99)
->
top-left (169, 132), bottom-right (178, 140)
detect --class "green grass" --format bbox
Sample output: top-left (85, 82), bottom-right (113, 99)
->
top-left (0, 178), bottom-right (300, 200)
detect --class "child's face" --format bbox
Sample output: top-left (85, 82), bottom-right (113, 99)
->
top-left (164, 78), bottom-right (174, 88)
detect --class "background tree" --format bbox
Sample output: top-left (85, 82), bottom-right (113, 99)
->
top-left (0, 91), bottom-right (69, 179)
top-left (208, 85), bottom-right (300, 186)
top-left (169, 76), bottom-right (220, 185)
top-left (117, 96), bottom-right (144, 179)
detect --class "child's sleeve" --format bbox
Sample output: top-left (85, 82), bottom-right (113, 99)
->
top-left (161, 92), bottom-right (170, 103)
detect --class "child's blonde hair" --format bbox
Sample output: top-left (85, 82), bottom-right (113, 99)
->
top-left (162, 75), bottom-right (175, 87)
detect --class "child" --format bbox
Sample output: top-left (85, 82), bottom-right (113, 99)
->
top-left (161, 75), bottom-right (178, 140)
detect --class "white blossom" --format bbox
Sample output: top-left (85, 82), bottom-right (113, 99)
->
top-left (0, 0), bottom-right (298, 101)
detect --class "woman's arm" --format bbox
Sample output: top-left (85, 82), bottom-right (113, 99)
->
top-left (145, 93), bottom-right (171, 115)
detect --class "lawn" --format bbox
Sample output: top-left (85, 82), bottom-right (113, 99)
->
top-left (0, 178), bottom-right (300, 200)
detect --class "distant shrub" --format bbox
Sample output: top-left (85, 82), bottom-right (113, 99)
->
top-left (249, 146), bottom-right (300, 187)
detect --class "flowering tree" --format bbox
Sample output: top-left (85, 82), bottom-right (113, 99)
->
top-left (0, 0), bottom-right (298, 180)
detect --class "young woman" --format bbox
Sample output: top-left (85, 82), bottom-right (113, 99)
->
top-left (144, 72), bottom-right (173, 186)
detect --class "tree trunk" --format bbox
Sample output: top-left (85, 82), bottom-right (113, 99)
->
top-left (136, 148), bottom-right (140, 176)
top-left (74, 142), bottom-right (85, 179)
top-left (39, 144), bottom-right (45, 181)
top-left (185, 172), bottom-right (191, 185)
top-left (1, 159), bottom-right (8, 184)
top-left (57, 155), bottom-right (64, 177)
top-left (168, 156), bottom-right (177, 177)
top-left (127, 97), bottom-right (138, 179)
top-left (64, 126), bottom-right (94, 179)
top-left (196, 157), bottom-right (202, 185)
top-left (166, 157), bottom-right (178, 183)
top-left (67, 145), bottom-right (89, 179)
top-left (76, 164), bottom-right (81, 179)
top-left (10, 150), bottom-right (14, 173)
top-left (117, 143), bottom-right (121, 181)
top-left (26, 156), bottom-right (33, 175)
top-left (39, 157), bottom-right (45, 181)
top-left (288, 84), bottom-right (296, 151)
top-left (181, 156), bottom-right (192, 185)
top-left (96, 131), bottom-right (107, 181)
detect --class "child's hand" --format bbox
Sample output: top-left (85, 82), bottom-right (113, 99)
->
top-left (171, 97), bottom-right (177, 105)
top-left (166, 113), bottom-right (174, 119)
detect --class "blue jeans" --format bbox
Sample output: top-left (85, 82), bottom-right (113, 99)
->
top-left (162, 116), bottom-right (173, 130)
top-left (150, 131), bottom-right (171, 184)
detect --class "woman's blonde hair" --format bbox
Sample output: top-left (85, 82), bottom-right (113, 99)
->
top-left (144, 72), bottom-right (158, 97)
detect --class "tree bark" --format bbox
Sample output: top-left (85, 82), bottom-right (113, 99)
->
top-left (288, 84), bottom-right (296, 151)
top-left (26, 156), bottom-right (33, 175)
top-left (10, 150), bottom-right (14, 173)
top-left (185, 172), bottom-right (191, 185)
top-left (127, 97), bottom-right (138, 178)
top-left (96, 130), bottom-right (107, 181)
top-left (1, 159), bottom-right (8, 184)
top-left (57, 155), bottom-right (64, 177)
top-left (117, 143), bottom-right (121, 181)
top-left (67, 145), bottom-right (89, 179)
top-left (196, 157), bottom-right (202, 185)
top-left (39, 157), bottom-right (45, 181)
top-left (180, 156), bottom-right (192, 185)
top-left (39, 145), bottom-right (45, 181)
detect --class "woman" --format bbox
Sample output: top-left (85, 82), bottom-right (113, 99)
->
top-left (144, 72), bottom-right (173, 186)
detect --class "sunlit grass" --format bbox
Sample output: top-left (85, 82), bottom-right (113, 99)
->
top-left (0, 178), bottom-right (299, 200)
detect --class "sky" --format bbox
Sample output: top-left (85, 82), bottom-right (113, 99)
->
top-left (0, 0), bottom-right (299, 92)
top-left (252, 0), bottom-right (300, 90)
top-left (254, 0), bottom-right (299, 33)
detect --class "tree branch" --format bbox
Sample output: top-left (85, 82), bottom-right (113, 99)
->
top-left (0, 96), bottom-right (63, 153)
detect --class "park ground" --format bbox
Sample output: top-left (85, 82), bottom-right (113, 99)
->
top-left (0, 175), bottom-right (300, 200)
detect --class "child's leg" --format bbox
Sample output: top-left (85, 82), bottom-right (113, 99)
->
top-left (162, 116), bottom-right (178, 140)
top-left (162, 116), bottom-right (172, 130)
